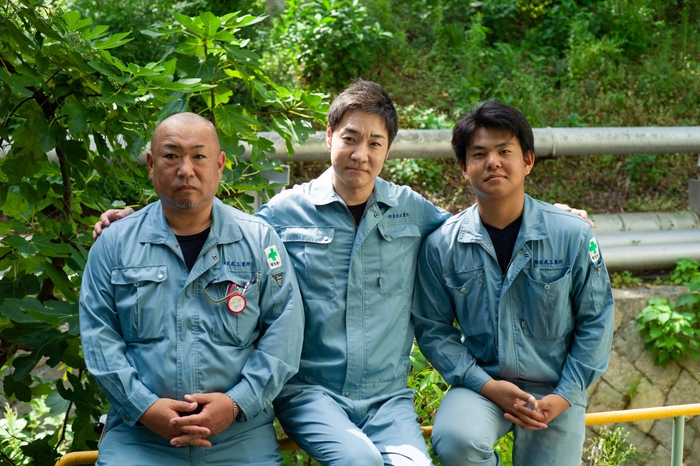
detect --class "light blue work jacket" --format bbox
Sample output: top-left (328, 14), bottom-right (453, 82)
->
top-left (413, 195), bottom-right (614, 407)
top-left (257, 168), bottom-right (451, 400)
top-left (80, 198), bottom-right (304, 428)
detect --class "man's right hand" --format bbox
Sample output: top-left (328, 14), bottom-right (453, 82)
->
top-left (92, 208), bottom-right (135, 240)
top-left (479, 379), bottom-right (548, 430)
top-left (138, 398), bottom-right (211, 446)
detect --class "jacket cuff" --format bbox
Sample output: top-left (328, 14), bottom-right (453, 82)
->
top-left (227, 379), bottom-right (260, 423)
top-left (464, 366), bottom-right (493, 394)
top-left (122, 389), bottom-right (159, 427)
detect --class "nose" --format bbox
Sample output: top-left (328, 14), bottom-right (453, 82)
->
top-left (486, 152), bottom-right (502, 169)
top-left (351, 143), bottom-right (370, 163)
top-left (177, 157), bottom-right (195, 178)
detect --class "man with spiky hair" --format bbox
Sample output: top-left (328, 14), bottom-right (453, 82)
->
top-left (412, 101), bottom-right (614, 466)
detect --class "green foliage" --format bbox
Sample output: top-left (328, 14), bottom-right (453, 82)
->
top-left (609, 271), bottom-right (642, 289)
top-left (583, 426), bottom-right (637, 466)
top-left (669, 258), bottom-right (700, 286)
top-left (636, 297), bottom-right (700, 367)
top-left (267, 0), bottom-right (393, 91)
top-left (0, 395), bottom-right (71, 465)
top-left (637, 259), bottom-right (700, 368)
top-left (0, 1), bottom-right (326, 461)
top-left (493, 432), bottom-right (514, 466)
top-left (141, 10), bottom-right (327, 210)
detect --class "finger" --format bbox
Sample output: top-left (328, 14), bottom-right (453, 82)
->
top-left (504, 412), bottom-right (548, 430)
top-left (170, 434), bottom-right (212, 448)
top-left (184, 393), bottom-right (211, 404)
top-left (172, 424), bottom-right (210, 436)
top-left (170, 413), bottom-right (206, 427)
top-left (553, 203), bottom-right (571, 212)
top-left (527, 395), bottom-right (539, 411)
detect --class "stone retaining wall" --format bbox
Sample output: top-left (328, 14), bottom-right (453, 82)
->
top-left (585, 286), bottom-right (700, 465)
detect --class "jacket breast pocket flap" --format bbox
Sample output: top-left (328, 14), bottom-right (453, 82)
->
top-left (377, 222), bottom-right (421, 241)
top-left (280, 227), bottom-right (335, 300)
top-left (110, 265), bottom-right (168, 341)
top-left (444, 268), bottom-right (490, 337)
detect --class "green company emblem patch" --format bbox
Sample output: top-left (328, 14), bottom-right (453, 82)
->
top-left (264, 246), bottom-right (282, 269)
top-left (588, 237), bottom-right (600, 263)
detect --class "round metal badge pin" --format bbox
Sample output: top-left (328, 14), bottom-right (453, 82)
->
top-left (227, 293), bottom-right (246, 314)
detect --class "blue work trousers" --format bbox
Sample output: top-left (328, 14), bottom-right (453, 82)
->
top-left (97, 407), bottom-right (281, 466)
top-left (274, 385), bottom-right (432, 466)
top-left (432, 385), bottom-right (586, 466)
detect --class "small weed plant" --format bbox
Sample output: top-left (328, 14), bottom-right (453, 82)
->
top-left (669, 258), bottom-right (700, 286)
top-left (583, 426), bottom-right (636, 466)
top-left (610, 270), bottom-right (642, 289)
top-left (637, 259), bottom-right (700, 367)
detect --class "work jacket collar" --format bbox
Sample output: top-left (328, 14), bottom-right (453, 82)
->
top-left (309, 168), bottom-right (399, 208)
top-left (138, 198), bottom-right (242, 245)
top-left (457, 195), bottom-right (549, 245)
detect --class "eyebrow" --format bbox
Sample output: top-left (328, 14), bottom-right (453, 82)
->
top-left (341, 127), bottom-right (387, 140)
top-left (468, 140), bottom-right (515, 150)
top-left (161, 143), bottom-right (207, 150)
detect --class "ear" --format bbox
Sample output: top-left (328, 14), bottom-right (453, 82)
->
top-left (384, 144), bottom-right (392, 161)
top-left (146, 152), bottom-right (155, 180)
top-left (524, 151), bottom-right (535, 175)
top-left (217, 151), bottom-right (226, 175)
top-left (459, 159), bottom-right (468, 179)
top-left (326, 125), bottom-right (333, 150)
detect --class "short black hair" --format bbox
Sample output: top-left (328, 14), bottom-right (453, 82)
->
top-left (327, 79), bottom-right (398, 146)
top-left (451, 100), bottom-right (534, 166)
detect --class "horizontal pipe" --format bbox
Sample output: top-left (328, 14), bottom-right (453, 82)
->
top-left (591, 211), bottom-right (700, 234)
top-left (585, 403), bottom-right (700, 425)
top-left (601, 242), bottom-right (700, 271)
top-left (3, 127), bottom-right (699, 163)
top-left (597, 229), bottom-right (700, 248)
top-left (249, 127), bottom-right (700, 161)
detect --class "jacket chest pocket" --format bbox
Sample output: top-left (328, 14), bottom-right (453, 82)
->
top-left (280, 227), bottom-right (334, 301)
top-left (111, 265), bottom-right (168, 342)
top-left (521, 267), bottom-right (573, 339)
top-left (377, 223), bottom-right (422, 297)
top-left (444, 268), bottom-right (491, 337)
top-left (205, 272), bottom-right (261, 347)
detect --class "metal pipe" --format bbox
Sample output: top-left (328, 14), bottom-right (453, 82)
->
top-left (246, 127), bottom-right (700, 161)
top-left (597, 229), bottom-right (700, 248)
top-left (601, 242), bottom-right (700, 271)
top-left (671, 415), bottom-right (685, 466)
top-left (592, 211), bottom-right (700, 234)
top-left (3, 127), bottom-right (699, 162)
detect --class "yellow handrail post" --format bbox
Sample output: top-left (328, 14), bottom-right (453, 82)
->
top-left (671, 415), bottom-right (684, 466)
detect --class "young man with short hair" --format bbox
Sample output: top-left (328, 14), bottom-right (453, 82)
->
top-left (412, 100), bottom-right (614, 466)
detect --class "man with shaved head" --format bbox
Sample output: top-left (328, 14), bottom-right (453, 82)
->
top-left (79, 112), bottom-right (304, 465)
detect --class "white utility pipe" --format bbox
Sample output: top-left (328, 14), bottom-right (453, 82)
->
top-left (248, 127), bottom-right (700, 161)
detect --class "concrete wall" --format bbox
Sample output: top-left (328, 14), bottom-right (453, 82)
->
top-left (585, 287), bottom-right (700, 465)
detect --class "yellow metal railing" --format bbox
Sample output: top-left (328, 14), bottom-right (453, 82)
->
top-left (55, 404), bottom-right (700, 466)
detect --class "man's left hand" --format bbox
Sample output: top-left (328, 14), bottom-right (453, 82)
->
top-left (169, 393), bottom-right (236, 447)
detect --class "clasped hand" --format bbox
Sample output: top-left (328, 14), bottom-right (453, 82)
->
top-left (138, 393), bottom-right (235, 447)
top-left (479, 380), bottom-right (570, 431)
